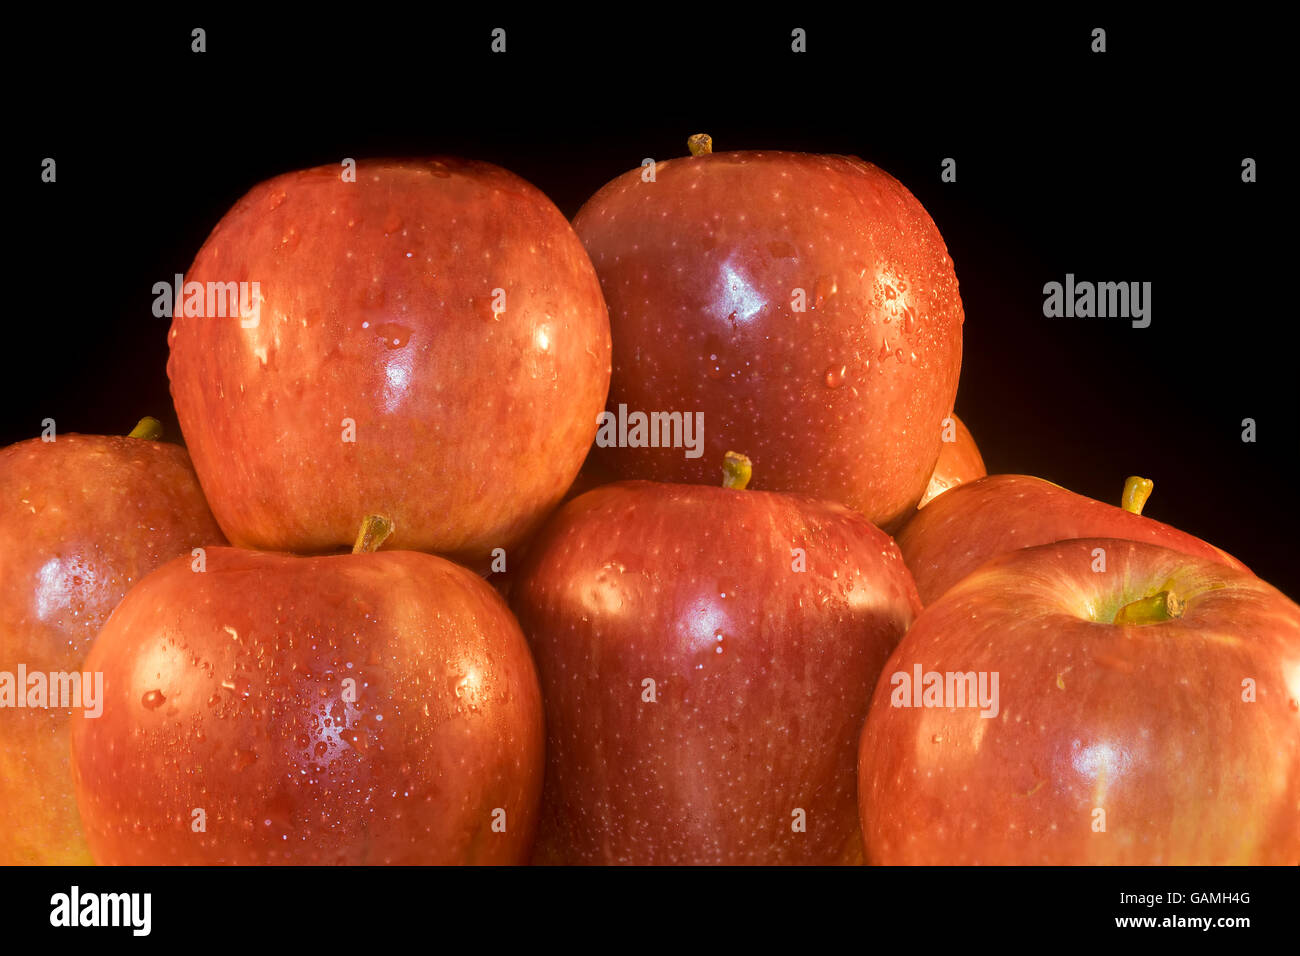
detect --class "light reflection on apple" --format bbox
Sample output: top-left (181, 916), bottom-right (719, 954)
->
top-left (33, 556), bottom-right (76, 622)
top-left (717, 259), bottom-right (765, 324)
top-left (381, 351), bottom-right (413, 413)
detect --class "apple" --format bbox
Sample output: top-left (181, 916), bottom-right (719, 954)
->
top-left (69, 515), bottom-right (545, 864)
top-left (510, 453), bottom-right (921, 864)
top-left (0, 418), bottom-right (224, 865)
top-left (167, 157), bottom-right (611, 566)
top-left (858, 537), bottom-right (1300, 864)
top-left (897, 473), bottom-right (1248, 605)
top-left (917, 412), bottom-right (985, 508)
top-left (573, 134), bottom-right (964, 531)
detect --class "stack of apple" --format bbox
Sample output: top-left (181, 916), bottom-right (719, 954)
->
top-left (4, 139), bottom-right (1296, 866)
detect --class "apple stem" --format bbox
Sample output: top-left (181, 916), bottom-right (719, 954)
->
top-left (128, 417), bottom-right (164, 441)
top-left (687, 133), bottom-right (713, 157)
top-left (352, 514), bottom-right (395, 554)
top-left (722, 451), bottom-right (752, 490)
top-left (1121, 476), bottom-right (1153, 515)
top-left (1113, 589), bottom-right (1184, 626)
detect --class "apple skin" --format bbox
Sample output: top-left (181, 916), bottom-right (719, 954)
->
top-left (916, 412), bottom-right (986, 508)
top-left (167, 158), bottom-right (611, 565)
top-left (510, 480), bottom-right (921, 864)
top-left (0, 433), bottom-right (224, 865)
top-left (858, 538), bottom-right (1300, 865)
top-left (897, 474), bottom-right (1248, 605)
top-left (573, 149), bottom-right (963, 531)
top-left (70, 546), bottom-right (545, 864)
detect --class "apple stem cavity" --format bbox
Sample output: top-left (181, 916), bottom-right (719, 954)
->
top-left (127, 417), bottom-right (164, 441)
top-left (352, 514), bottom-right (395, 554)
top-left (1121, 476), bottom-right (1154, 515)
top-left (687, 133), bottom-right (713, 157)
top-left (1113, 589), bottom-right (1184, 626)
top-left (722, 451), bottom-right (752, 490)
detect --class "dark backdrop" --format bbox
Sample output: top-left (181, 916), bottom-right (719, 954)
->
top-left (13, 12), bottom-right (1293, 596)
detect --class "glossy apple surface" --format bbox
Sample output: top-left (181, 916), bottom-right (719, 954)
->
top-left (897, 474), bottom-right (1247, 605)
top-left (858, 537), bottom-right (1300, 864)
top-left (168, 158), bottom-right (611, 565)
top-left (916, 412), bottom-right (986, 508)
top-left (510, 479), bottom-right (921, 864)
top-left (574, 143), bottom-right (963, 531)
top-left (70, 545), bottom-right (545, 864)
top-left (0, 430), bottom-right (224, 864)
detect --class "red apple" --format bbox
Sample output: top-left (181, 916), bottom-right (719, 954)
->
top-left (573, 134), bottom-right (964, 531)
top-left (69, 516), bottom-right (544, 864)
top-left (167, 158), bottom-right (611, 566)
top-left (897, 474), bottom-right (1247, 605)
top-left (0, 419), bottom-right (224, 864)
top-left (510, 454), bottom-right (921, 864)
top-left (858, 537), bottom-right (1300, 864)
top-left (917, 412), bottom-right (986, 508)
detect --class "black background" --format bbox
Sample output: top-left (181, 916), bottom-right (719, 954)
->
top-left (4, 864), bottom-right (1284, 942)
top-left (12, 9), bottom-right (1293, 607)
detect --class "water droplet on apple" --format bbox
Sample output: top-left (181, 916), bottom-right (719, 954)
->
top-left (374, 322), bottom-right (410, 349)
top-left (903, 308), bottom-right (918, 334)
top-left (894, 347), bottom-right (906, 363)
top-left (426, 160), bottom-right (452, 178)
top-left (141, 689), bottom-right (166, 710)
top-left (267, 190), bottom-right (287, 210)
top-left (824, 364), bottom-right (846, 389)
top-left (261, 792), bottom-right (295, 830)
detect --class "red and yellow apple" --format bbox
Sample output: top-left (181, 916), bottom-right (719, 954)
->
top-left (168, 158), bottom-right (611, 566)
top-left (917, 412), bottom-right (986, 508)
top-left (898, 474), bottom-right (1247, 605)
top-left (70, 517), bottom-right (545, 864)
top-left (858, 537), bottom-right (1300, 864)
top-left (0, 420), bottom-right (224, 864)
top-left (573, 135), bottom-right (964, 531)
